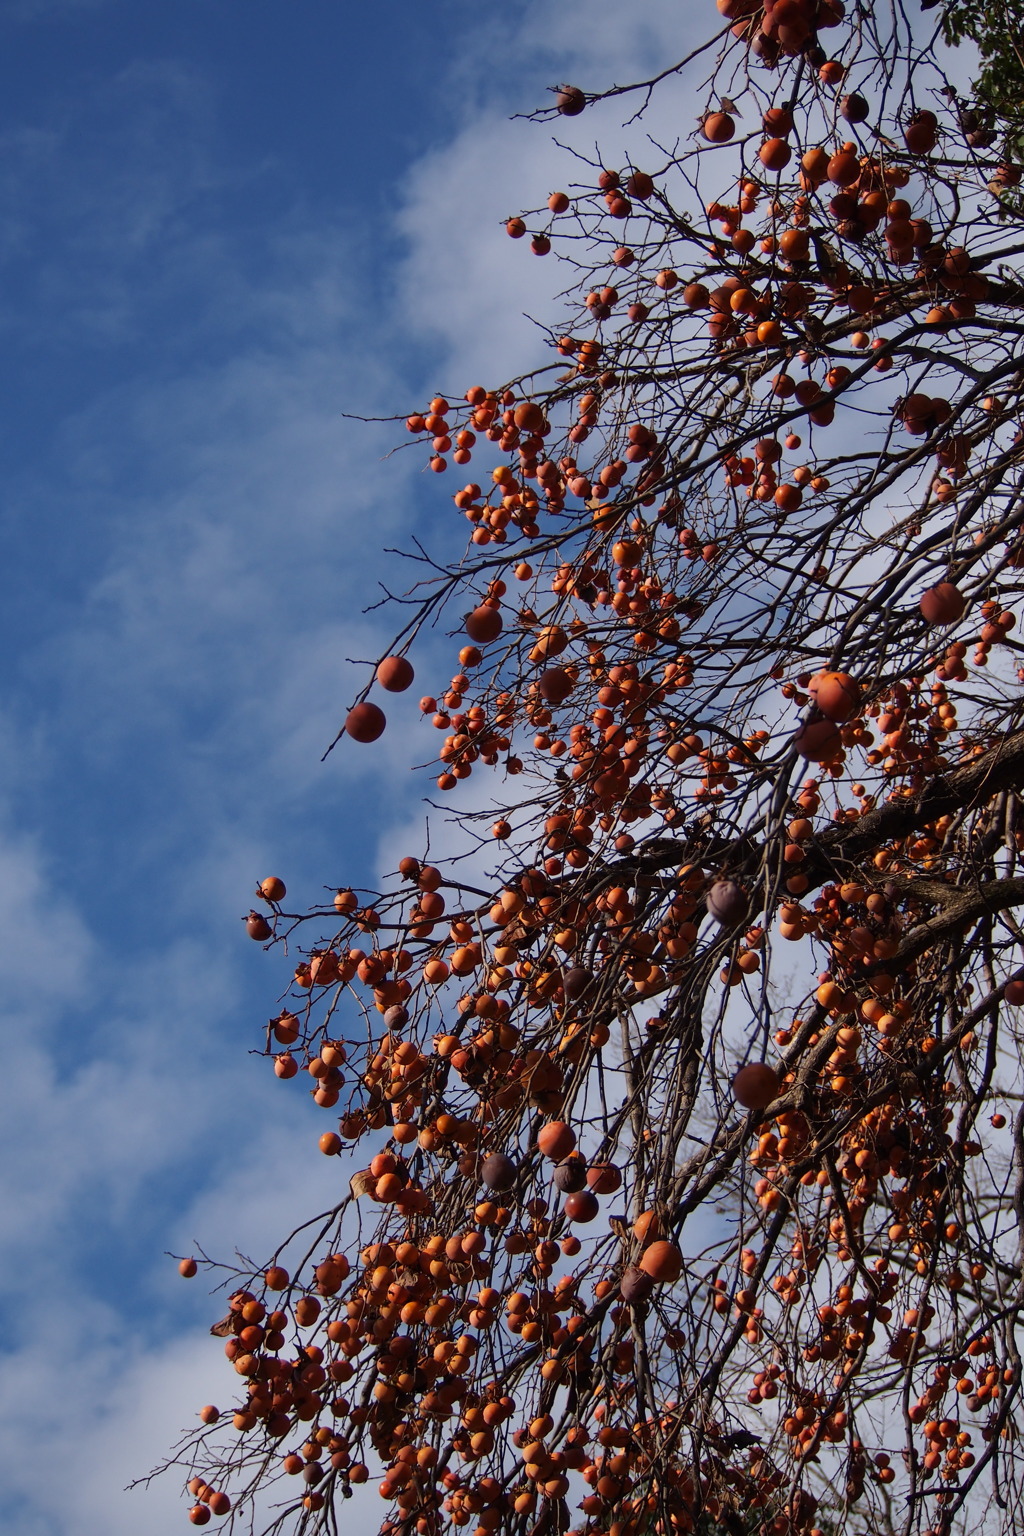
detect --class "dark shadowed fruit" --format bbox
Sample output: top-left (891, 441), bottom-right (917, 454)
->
top-left (246, 912), bottom-right (272, 941)
top-left (553, 1156), bottom-right (587, 1192)
top-left (564, 1188), bottom-right (600, 1222)
top-left (465, 606), bottom-right (503, 644)
top-left (920, 582), bottom-right (966, 625)
top-left (707, 880), bottom-right (749, 925)
top-left (732, 1062), bottom-right (780, 1110)
top-left (556, 84), bottom-right (586, 116)
top-left (481, 1152), bottom-right (518, 1190)
top-left (793, 717), bottom-right (841, 761)
top-left (620, 1266), bottom-right (655, 1303)
top-left (345, 701), bottom-right (387, 742)
top-left (562, 966), bottom-right (593, 999)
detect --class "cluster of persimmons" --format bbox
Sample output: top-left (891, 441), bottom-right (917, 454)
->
top-left (166, 4), bottom-right (1024, 1536)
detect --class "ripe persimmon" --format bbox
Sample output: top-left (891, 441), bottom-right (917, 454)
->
top-left (702, 113), bottom-right (735, 143)
top-left (564, 1188), bottom-right (599, 1222)
top-left (587, 1162), bottom-right (622, 1193)
top-left (537, 1121), bottom-right (576, 1160)
top-left (793, 718), bottom-right (841, 761)
top-left (809, 671), bottom-right (861, 722)
top-left (732, 1062), bottom-right (780, 1110)
top-left (345, 701), bottom-right (386, 742)
top-left (376, 655), bottom-right (414, 692)
top-left (639, 1240), bottom-right (683, 1283)
top-left (920, 582), bottom-right (966, 625)
top-left (465, 606), bottom-right (502, 644)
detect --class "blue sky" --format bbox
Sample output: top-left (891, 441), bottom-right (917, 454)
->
top-left (0, 2), bottom-right (688, 1531)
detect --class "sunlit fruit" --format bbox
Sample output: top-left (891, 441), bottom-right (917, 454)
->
top-left (638, 1240), bottom-right (683, 1283)
top-left (587, 1162), bottom-right (622, 1193)
top-left (538, 1121), bottom-right (576, 1160)
top-left (513, 401), bottom-right (546, 434)
top-left (702, 112), bottom-right (735, 143)
top-left (376, 655), bottom-right (415, 692)
top-left (809, 671), bottom-right (861, 722)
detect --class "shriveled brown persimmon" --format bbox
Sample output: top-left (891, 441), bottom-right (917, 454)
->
top-left (245, 911), bottom-right (271, 941)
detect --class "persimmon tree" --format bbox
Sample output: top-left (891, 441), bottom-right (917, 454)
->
top-left (161, 4), bottom-right (1024, 1536)
top-left (941, 1), bottom-right (1024, 162)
